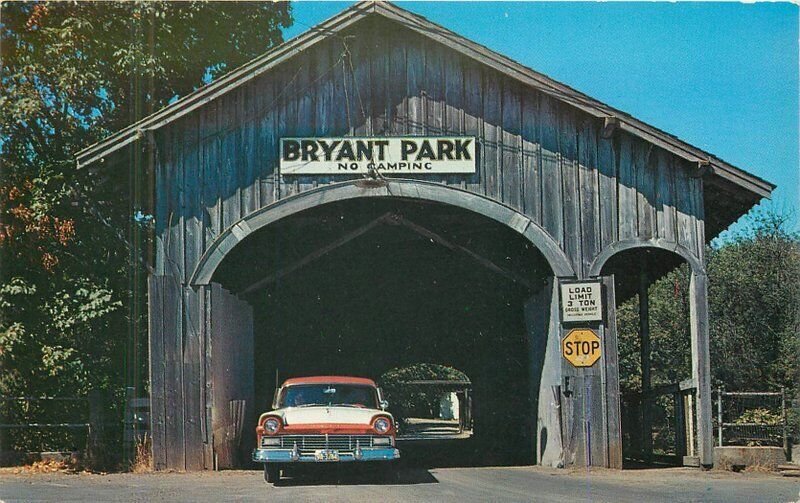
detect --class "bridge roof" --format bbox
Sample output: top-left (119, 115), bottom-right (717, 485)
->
top-left (75, 1), bottom-right (773, 215)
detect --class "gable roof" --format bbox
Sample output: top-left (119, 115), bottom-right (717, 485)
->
top-left (75, 1), bottom-right (773, 200)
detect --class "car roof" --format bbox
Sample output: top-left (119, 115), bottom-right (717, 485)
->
top-left (281, 376), bottom-right (377, 387)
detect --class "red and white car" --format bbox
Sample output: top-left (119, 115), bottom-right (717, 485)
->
top-left (253, 376), bottom-right (400, 483)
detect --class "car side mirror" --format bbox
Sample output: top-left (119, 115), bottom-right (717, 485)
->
top-left (380, 400), bottom-right (389, 410)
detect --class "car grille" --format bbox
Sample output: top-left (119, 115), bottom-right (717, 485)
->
top-left (262, 434), bottom-right (381, 453)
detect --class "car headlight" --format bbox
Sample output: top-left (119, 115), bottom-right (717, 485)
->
top-left (373, 417), bottom-right (391, 434)
top-left (264, 417), bottom-right (281, 435)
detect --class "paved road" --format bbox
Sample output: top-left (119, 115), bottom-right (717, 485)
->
top-left (1, 466), bottom-right (797, 502)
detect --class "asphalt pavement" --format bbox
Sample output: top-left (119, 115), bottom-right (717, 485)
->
top-left (1, 465), bottom-right (797, 502)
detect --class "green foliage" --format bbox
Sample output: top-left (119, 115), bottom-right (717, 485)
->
top-left (708, 209), bottom-right (800, 392)
top-left (1, 1), bottom-right (292, 455)
top-left (734, 407), bottom-right (782, 426)
top-left (618, 265), bottom-right (692, 392)
top-left (380, 364), bottom-right (469, 428)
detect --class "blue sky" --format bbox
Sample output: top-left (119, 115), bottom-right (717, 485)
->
top-left (284, 2), bottom-right (799, 235)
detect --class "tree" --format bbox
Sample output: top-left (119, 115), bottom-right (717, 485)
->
top-left (0, 1), bottom-right (292, 457)
top-left (707, 209), bottom-right (800, 392)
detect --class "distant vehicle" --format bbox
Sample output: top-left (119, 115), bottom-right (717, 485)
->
top-left (253, 376), bottom-right (400, 483)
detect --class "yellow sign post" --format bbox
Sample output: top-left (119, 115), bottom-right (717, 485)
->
top-left (561, 329), bottom-right (602, 367)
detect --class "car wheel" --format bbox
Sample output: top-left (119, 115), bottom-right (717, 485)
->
top-left (381, 463), bottom-right (399, 483)
top-left (264, 464), bottom-right (280, 484)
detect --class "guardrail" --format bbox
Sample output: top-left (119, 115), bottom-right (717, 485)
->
top-left (0, 391), bottom-right (108, 467)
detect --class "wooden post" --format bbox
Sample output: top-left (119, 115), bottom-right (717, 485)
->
top-left (0, 397), bottom-right (6, 467)
top-left (686, 392), bottom-right (695, 457)
top-left (689, 271), bottom-right (713, 467)
top-left (717, 387), bottom-right (723, 447)
top-left (88, 389), bottom-right (107, 470)
top-left (783, 387), bottom-right (790, 462)
top-left (674, 391), bottom-right (686, 459)
top-left (602, 276), bottom-right (623, 469)
top-left (639, 263), bottom-right (652, 463)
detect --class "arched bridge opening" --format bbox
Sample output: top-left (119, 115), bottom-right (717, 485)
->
top-left (209, 196), bottom-right (563, 468)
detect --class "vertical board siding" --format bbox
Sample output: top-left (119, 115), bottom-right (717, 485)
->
top-left (539, 93), bottom-right (564, 247)
top-left (483, 70), bottom-right (501, 200)
top-left (295, 57), bottom-right (317, 195)
top-left (597, 134), bottom-right (618, 250)
top-left (184, 115), bottom-right (202, 286)
top-left (578, 120), bottom-right (600, 277)
top-left (675, 159), bottom-right (696, 255)
top-left (406, 35), bottom-right (425, 137)
top-left (463, 59), bottom-right (483, 194)
top-left (165, 276), bottom-right (184, 470)
top-left (423, 41), bottom-right (447, 186)
top-left (655, 149), bottom-right (677, 243)
top-left (156, 22), bottom-right (706, 286)
top-left (257, 72), bottom-right (277, 208)
top-left (210, 283), bottom-right (255, 469)
top-left (182, 286), bottom-right (204, 470)
top-left (559, 107), bottom-right (580, 275)
top-left (602, 275), bottom-right (623, 468)
top-left (443, 50), bottom-right (466, 189)
top-left (242, 85), bottom-right (258, 217)
top-left (147, 277), bottom-right (167, 470)
top-left (387, 27), bottom-right (408, 135)
top-left (154, 131), bottom-right (168, 276)
top-left (636, 141), bottom-right (657, 239)
top-left (521, 93), bottom-right (541, 221)
top-left (370, 23), bottom-right (390, 135)
top-left (502, 80), bottom-right (523, 211)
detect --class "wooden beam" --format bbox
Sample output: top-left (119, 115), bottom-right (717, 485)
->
top-left (639, 261), bottom-right (652, 463)
top-left (601, 116), bottom-right (619, 139)
top-left (240, 212), bottom-right (394, 295)
top-left (390, 214), bottom-right (533, 290)
top-left (602, 275), bottom-right (623, 469)
top-left (690, 271), bottom-right (713, 467)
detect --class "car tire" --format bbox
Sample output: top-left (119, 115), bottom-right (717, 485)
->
top-left (381, 463), bottom-right (399, 483)
top-left (264, 464), bottom-right (280, 484)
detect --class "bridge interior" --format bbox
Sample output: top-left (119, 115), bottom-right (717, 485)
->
top-left (213, 198), bottom-right (555, 466)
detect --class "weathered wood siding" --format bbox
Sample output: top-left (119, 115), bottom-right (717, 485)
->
top-left (209, 283), bottom-right (254, 470)
top-left (153, 18), bottom-right (705, 284)
top-left (148, 276), bottom-right (210, 470)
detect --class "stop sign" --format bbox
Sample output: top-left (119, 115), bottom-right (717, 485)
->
top-left (561, 329), bottom-right (602, 367)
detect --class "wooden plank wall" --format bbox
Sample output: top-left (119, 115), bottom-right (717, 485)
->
top-left (148, 276), bottom-right (210, 470)
top-left (209, 283), bottom-right (254, 470)
top-left (556, 276), bottom-right (622, 468)
top-left (154, 17), bottom-right (706, 285)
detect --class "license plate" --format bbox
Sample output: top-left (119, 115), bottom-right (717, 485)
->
top-left (314, 449), bottom-right (339, 461)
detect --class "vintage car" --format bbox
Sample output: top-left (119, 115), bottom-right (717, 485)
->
top-left (253, 376), bottom-right (400, 483)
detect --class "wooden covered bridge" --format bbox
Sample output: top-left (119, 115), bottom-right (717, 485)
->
top-left (76, 1), bottom-right (772, 471)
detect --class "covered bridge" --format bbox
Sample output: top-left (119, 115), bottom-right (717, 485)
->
top-left (76, 1), bottom-right (773, 471)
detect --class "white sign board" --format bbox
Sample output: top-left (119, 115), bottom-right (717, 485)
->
top-left (280, 137), bottom-right (476, 175)
top-left (560, 281), bottom-right (603, 322)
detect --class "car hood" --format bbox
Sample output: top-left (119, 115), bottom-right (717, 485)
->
top-left (273, 406), bottom-right (387, 425)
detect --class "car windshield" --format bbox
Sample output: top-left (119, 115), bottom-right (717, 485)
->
top-left (279, 384), bottom-right (378, 408)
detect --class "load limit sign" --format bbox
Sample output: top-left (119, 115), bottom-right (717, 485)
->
top-left (562, 328), bottom-right (602, 367)
top-left (560, 281), bottom-right (602, 323)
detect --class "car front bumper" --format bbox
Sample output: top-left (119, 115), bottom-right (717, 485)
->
top-left (253, 446), bottom-right (400, 463)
